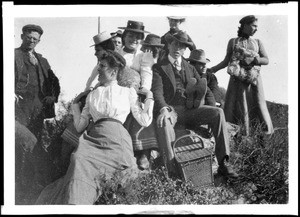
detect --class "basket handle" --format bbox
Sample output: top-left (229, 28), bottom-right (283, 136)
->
top-left (172, 129), bottom-right (204, 154)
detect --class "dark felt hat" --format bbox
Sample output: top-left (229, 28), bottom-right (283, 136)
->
top-left (141, 34), bottom-right (164, 47)
top-left (165, 30), bottom-right (194, 47)
top-left (22, 24), bottom-right (43, 35)
top-left (118, 20), bottom-right (150, 34)
top-left (239, 15), bottom-right (257, 25)
top-left (110, 30), bottom-right (123, 37)
top-left (186, 49), bottom-right (210, 64)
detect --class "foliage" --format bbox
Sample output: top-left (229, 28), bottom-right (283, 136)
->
top-left (28, 100), bottom-right (288, 205)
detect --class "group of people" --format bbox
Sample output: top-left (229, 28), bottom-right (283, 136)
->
top-left (15, 15), bottom-right (274, 205)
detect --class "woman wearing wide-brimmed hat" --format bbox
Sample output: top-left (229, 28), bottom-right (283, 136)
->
top-left (209, 15), bottom-right (274, 139)
top-left (128, 33), bottom-right (165, 170)
top-left (36, 50), bottom-right (154, 204)
top-left (60, 31), bottom-right (116, 174)
top-left (118, 20), bottom-right (150, 67)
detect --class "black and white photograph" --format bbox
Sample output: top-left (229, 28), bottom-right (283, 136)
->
top-left (2, 2), bottom-right (298, 215)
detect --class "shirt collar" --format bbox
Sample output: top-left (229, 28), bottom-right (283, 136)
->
top-left (168, 54), bottom-right (182, 66)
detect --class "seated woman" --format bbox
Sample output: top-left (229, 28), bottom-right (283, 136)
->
top-left (35, 50), bottom-right (154, 205)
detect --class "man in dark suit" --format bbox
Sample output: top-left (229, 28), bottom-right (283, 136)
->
top-left (15, 24), bottom-right (60, 204)
top-left (152, 30), bottom-right (238, 178)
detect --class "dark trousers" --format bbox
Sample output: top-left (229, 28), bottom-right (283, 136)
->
top-left (156, 105), bottom-right (230, 171)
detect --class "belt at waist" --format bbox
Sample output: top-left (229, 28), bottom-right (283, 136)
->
top-left (94, 117), bottom-right (123, 125)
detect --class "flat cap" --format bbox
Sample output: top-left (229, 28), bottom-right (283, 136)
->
top-left (22, 24), bottom-right (44, 35)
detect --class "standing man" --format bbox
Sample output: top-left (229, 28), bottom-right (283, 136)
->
top-left (151, 31), bottom-right (238, 178)
top-left (15, 24), bottom-right (60, 203)
top-left (159, 16), bottom-right (196, 62)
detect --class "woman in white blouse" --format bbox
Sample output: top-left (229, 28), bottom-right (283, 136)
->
top-left (35, 50), bottom-right (154, 205)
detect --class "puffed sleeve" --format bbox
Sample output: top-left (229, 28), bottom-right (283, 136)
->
top-left (129, 87), bottom-right (154, 127)
top-left (72, 95), bottom-right (92, 133)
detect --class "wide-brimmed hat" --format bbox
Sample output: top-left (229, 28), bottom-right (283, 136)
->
top-left (141, 34), bottom-right (164, 47)
top-left (186, 49), bottom-right (210, 64)
top-left (165, 30), bottom-right (194, 47)
top-left (118, 20), bottom-right (150, 34)
top-left (22, 24), bottom-right (44, 35)
top-left (110, 30), bottom-right (123, 37)
top-left (90, 31), bottom-right (116, 47)
top-left (167, 16), bottom-right (186, 21)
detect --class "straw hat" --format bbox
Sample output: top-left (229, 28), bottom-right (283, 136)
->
top-left (90, 31), bottom-right (116, 47)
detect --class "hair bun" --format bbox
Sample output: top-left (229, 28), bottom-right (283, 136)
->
top-left (106, 50), bottom-right (126, 67)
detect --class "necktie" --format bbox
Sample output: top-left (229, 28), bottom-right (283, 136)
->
top-left (29, 52), bottom-right (38, 65)
top-left (173, 60), bottom-right (181, 71)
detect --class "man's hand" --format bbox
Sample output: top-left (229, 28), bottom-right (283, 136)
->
top-left (43, 96), bottom-right (56, 104)
top-left (157, 107), bottom-right (175, 128)
top-left (141, 50), bottom-right (155, 66)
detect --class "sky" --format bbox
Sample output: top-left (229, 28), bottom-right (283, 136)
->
top-left (2, 2), bottom-right (298, 215)
top-left (11, 5), bottom-right (291, 105)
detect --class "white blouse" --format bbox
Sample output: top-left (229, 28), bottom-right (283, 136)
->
top-left (72, 80), bottom-right (153, 132)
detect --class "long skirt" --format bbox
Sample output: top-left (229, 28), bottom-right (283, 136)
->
top-left (224, 75), bottom-right (274, 136)
top-left (35, 119), bottom-right (139, 205)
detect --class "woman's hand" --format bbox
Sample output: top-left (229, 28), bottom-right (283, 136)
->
top-left (73, 90), bottom-right (91, 104)
top-left (137, 87), bottom-right (153, 98)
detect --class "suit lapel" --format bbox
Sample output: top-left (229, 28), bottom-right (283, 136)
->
top-left (161, 59), bottom-right (176, 93)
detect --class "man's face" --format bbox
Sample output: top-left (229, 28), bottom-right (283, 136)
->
top-left (21, 31), bottom-right (41, 50)
top-left (168, 19), bottom-right (181, 30)
top-left (168, 40), bottom-right (186, 59)
top-left (194, 62), bottom-right (206, 74)
top-left (124, 31), bottom-right (143, 51)
top-left (112, 36), bottom-right (123, 50)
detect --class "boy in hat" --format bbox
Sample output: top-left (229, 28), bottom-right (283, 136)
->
top-left (152, 30), bottom-right (238, 178)
top-left (187, 49), bottom-right (224, 107)
top-left (15, 24), bottom-right (61, 204)
top-left (159, 16), bottom-right (196, 62)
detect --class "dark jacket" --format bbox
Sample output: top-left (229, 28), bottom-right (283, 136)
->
top-left (152, 57), bottom-right (202, 115)
top-left (15, 47), bottom-right (60, 119)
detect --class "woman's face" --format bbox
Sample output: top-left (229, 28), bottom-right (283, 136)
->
top-left (94, 45), bottom-right (106, 61)
top-left (112, 36), bottom-right (123, 50)
top-left (97, 59), bottom-right (116, 85)
top-left (242, 21), bottom-right (258, 37)
top-left (124, 31), bottom-right (143, 50)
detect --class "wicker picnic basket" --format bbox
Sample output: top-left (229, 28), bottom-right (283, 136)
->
top-left (173, 130), bottom-right (214, 187)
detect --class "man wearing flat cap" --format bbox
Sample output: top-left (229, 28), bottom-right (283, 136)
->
top-left (151, 30), bottom-right (238, 178)
top-left (15, 24), bottom-right (60, 203)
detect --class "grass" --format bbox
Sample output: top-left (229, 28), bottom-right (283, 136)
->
top-left (16, 100), bottom-right (289, 205)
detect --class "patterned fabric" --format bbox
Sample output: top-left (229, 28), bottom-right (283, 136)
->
top-left (224, 37), bottom-right (274, 136)
top-left (227, 37), bottom-right (261, 86)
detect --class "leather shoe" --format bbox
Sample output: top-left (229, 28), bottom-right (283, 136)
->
top-left (217, 164), bottom-right (239, 178)
top-left (138, 154), bottom-right (150, 170)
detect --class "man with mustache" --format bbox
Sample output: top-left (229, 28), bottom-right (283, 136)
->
top-left (151, 30), bottom-right (238, 178)
top-left (15, 24), bottom-right (60, 204)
